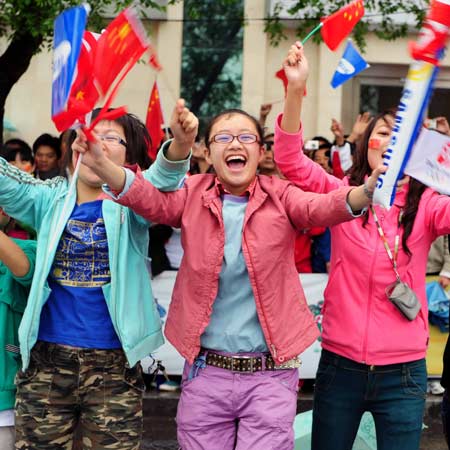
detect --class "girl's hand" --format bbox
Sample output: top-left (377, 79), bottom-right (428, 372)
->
top-left (365, 164), bottom-right (388, 198)
top-left (348, 165), bottom-right (387, 213)
top-left (72, 128), bottom-right (105, 169)
top-left (170, 99), bottom-right (199, 153)
top-left (283, 41), bottom-right (309, 91)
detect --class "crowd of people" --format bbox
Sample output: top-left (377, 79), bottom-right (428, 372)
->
top-left (0, 41), bottom-right (449, 450)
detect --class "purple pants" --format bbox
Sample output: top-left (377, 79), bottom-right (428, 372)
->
top-left (176, 360), bottom-right (299, 450)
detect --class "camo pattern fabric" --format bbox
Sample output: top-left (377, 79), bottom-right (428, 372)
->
top-left (15, 341), bottom-right (144, 450)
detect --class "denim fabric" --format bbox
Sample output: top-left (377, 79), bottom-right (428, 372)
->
top-left (312, 349), bottom-right (427, 450)
top-left (442, 390), bottom-right (450, 449)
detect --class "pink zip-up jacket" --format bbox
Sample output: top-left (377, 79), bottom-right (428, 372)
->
top-left (113, 169), bottom-right (358, 365)
top-left (274, 115), bottom-right (450, 365)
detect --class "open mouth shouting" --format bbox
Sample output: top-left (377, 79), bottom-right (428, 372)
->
top-left (225, 154), bottom-right (248, 171)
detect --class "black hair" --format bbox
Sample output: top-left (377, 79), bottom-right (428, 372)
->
top-left (33, 133), bottom-right (61, 159)
top-left (64, 108), bottom-right (152, 171)
top-left (348, 109), bottom-right (427, 256)
top-left (1, 138), bottom-right (33, 163)
top-left (204, 109), bottom-right (264, 149)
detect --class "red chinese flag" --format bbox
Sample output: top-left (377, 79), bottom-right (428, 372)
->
top-left (320, 0), bottom-right (365, 51)
top-left (53, 31), bottom-right (101, 131)
top-left (275, 68), bottom-right (288, 95)
top-left (146, 82), bottom-right (165, 160)
top-left (92, 8), bottom-right (149, 97)
top-left (275, 68), bottom-right (307, 97)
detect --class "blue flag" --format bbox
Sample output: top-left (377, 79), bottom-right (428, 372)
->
top-left (52, 5), bottom-right (89, 119)
top-left (330, 40), bottom-right (369, 89)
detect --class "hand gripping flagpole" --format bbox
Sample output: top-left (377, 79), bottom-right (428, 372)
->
top-left (373, 0), bottom-right (450, 209)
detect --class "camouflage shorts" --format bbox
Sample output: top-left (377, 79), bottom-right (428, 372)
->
top-left (15, 341), bottom-right (145, 450)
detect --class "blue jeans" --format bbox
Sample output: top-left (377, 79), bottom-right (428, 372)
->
top-left (442, 390), bottom-right (450, 449)
top-left (312, 349), bottom-right (427, 450)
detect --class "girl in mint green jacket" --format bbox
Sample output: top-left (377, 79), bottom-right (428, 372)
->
top-left (0, 227), bottom-right (36, 450)
top-left (0, 101), bottom-right (197, 450)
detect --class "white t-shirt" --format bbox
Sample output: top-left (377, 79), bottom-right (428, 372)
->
top-left (331, 142), bottom-right (353, 172)
top-left (0, 409), bottom-right (14, 427)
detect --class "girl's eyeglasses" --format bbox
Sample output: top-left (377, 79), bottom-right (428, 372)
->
top-left (98, 134), bottom-right (127, 147)
top-left (210, 133), bottom-right (259, 145)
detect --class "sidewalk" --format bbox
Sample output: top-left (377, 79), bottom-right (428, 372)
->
top-left (142, 390), bottom-right (448, 450)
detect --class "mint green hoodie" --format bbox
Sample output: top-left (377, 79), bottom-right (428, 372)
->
top-left (0, 149), bottom-right (189, 370)
top-left (0, 239), bottom-right (36, 411)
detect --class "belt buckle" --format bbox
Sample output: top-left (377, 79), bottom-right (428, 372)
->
top-left (231, 356), bottom-right (254, 373)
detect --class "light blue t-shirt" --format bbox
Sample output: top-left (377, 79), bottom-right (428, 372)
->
top-left (201, 194), bottom-right (268, 353)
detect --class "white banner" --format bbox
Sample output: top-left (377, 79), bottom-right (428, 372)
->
top-left (373, 60), bottom-right (440, 209)
top-left (141, 272), bottom-right (328, 379)
top-left (405, 127), bottom-right (450, 194)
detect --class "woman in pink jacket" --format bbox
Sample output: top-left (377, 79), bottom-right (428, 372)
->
top-left (73, 91), bottom-right (384, 448)
top-left (274, 42), bottom-right (450, 450)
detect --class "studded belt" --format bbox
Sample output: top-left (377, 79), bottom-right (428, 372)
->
top-left (203, 350), bottom-right (301, 373)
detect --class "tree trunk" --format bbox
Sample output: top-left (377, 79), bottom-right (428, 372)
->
top-left (0, 32), bottom-right (43, 145)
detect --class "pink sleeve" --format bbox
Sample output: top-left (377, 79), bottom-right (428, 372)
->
top-left (274, 113), bottom-right (344, 193)
top-left (116, 170), bottom-right (187, 228)
top-left (283, 184), bottom-right (355, 230)
top-left (424, 190), bottom-right (450, 238)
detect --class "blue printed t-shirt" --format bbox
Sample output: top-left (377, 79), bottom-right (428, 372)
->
top-left (38, 200), bottom-right (121, 349)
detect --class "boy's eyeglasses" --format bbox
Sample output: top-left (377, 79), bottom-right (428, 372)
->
top-left (210, 133), bottom-right (259, 145)
top-left (98, 134), bottom-right (127, 147)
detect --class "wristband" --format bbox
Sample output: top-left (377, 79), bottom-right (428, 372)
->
top-left (363, 180), bottom-right (374, 199)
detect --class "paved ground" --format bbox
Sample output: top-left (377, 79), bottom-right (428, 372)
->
top-left (142, 390), bottom-right (449, 450)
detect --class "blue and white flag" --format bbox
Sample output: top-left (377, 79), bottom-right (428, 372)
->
top-left (330, 40), bottom-right (369, 89)
top-left (51, 5), bottom-right (89, 119)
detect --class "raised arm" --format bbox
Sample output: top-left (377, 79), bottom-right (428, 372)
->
top-left (0, 158), bottom-right (61, 230)
top-left (0, 232), bottom-right (35, 279)
top-left (73, 99), bottom-right (198, 193)
top-left (284, 164), bottom-right (385, 229)
top-left (274, 42), bottom-right (343, 193)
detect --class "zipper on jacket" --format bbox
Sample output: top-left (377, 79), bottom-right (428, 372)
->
top-left (271, 344), bottom-right (277, 358)
top-left (362, 227), bottom-right (381, 363)
top-left (111, 205), bottom-right (123, 344)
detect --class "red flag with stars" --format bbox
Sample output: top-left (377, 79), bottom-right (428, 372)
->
top-left (53, 31), bottom-right (100, 131)
top-left (92, 8), bottom-right (150, 97)
top-left (275, 68), bottom-right (306, 97)
top-left (320, 0), bottom-right (365, 51)
top-left (146, 81), bottom-right (165, 160)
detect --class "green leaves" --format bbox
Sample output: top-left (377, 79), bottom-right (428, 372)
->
top-left (265, 0), bottom-right (430, 50)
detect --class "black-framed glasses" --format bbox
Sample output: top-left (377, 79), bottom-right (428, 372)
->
top-left (98, 134), bottom-right (127, 147)
top-left (210, 133), bottom-right (259, 145)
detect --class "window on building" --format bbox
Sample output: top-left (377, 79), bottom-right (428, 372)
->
top-left (355, 64), bottom-right (450, 123)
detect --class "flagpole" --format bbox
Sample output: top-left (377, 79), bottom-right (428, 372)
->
top-left (154, 73), bottom-right (169, 141)
top-left (301, 23), bottom-right (323, 45)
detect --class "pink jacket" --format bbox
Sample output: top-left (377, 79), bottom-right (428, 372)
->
top-left (274, 115), bottom-right (450, 365)
top-left (116, 170), bottom-right (356, 364)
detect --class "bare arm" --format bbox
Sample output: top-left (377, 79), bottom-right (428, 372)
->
top-left (280, 41), bottom-right (308, 133)
top-left (0, 231), bottom-right (30, 277)
top-left (73, 99), bottom-right (199, 192)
